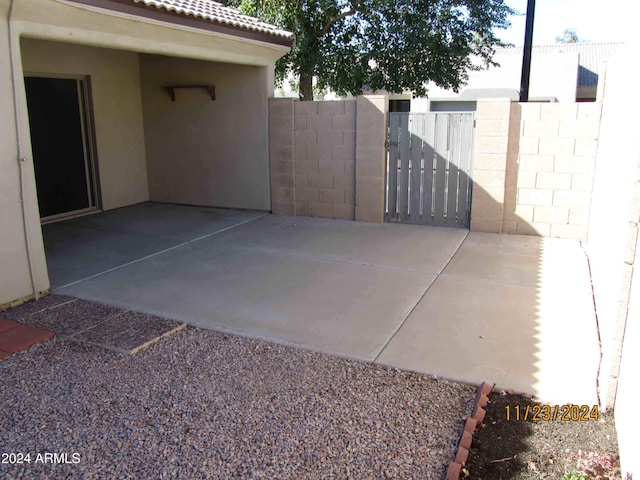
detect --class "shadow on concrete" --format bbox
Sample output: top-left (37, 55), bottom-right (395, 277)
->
top-left (377, 112), bottom-right (599, 408)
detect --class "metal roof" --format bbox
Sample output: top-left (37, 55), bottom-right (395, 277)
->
top-left (495, 42), bottom-right (624, 87)
top-left (130, 0), bottom-right (294, 40)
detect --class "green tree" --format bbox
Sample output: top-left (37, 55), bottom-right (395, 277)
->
top-left (224, 0), bottom-right (513, 100)
top-left (555, 28), bottom-right (580, 44)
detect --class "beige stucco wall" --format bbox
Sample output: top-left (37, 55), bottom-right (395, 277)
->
top-left (140, 54), bottom-right (272, 210)
top-left (585, 42), bottom-right (640, 479)
top-left (616, 229), bottom-right (640, 480)
top-left (0, 0), bottom-right (49, 306)
top-left (20, 38), bottom-right (149, 210)
top-left (1, 0), bottom-right (288, 306)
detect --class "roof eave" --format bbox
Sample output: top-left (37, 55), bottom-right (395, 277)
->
top-left (69, 0), bottom-right (295, 47)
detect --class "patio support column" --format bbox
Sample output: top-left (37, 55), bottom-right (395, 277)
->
top-left (0, 11), bottom-right (49, 306)
top-left (355, 94), bottom-right (388, 223)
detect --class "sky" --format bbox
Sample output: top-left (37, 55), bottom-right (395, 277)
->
top-left (496, 0), bottom-right (635, 46)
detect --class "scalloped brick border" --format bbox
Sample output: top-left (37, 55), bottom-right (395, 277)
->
top-left (446, 381), bottom-right (493, 480)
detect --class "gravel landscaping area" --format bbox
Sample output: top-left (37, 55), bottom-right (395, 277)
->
top-left (1, 313), bottom-right (474, 479)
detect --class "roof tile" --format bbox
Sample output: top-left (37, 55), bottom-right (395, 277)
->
top-left (131, 0), bottom-right (293, 39)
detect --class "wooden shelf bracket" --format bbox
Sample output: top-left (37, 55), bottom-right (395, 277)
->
top-left (164, 85), bottom-right (216, 101)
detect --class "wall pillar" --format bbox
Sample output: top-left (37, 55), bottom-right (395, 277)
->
top-left (268, 98), bottom-right (295, 215)
top-left (470, 98), bottom-right (512, 233)
top-left (0, 16), bottom-right (49, 307)
top-left (355, 94), bottom-right (388, 223)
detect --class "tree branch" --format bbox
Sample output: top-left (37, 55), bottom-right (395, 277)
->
top-left (318, 1), bottom-right (361, 37)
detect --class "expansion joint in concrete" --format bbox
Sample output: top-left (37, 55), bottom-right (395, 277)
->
top-left (373, 229), bottom-right (470, 362)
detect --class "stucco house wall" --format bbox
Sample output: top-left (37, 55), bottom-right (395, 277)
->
top-left (0, 0), bottom-right (290, 307)
top-left (0, 1), bottom-right (49, 304)
top-left (20, 38), bottom-right (150, 211)
top-left (585, 42), bottom-right (640, 479)
top-left (140, 55), bottom-right (272, 210)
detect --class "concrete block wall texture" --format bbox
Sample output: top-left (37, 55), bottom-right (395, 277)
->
top-left (268, 98), bottom-right (295, 215)
top-left (269, 95), bottom-right (387, 222)
top-left (355, 95), bottom-right (388, 222)
top-left (293, 99), bottom-right (356, 220)
top-left (471, 98), bottom-right (602, 240)
top-left (470, 98), bottom-right (511, 233)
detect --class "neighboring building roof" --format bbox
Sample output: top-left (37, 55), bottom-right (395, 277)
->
top-left (495, 42), bottom-right (624, 87)
top-left (131, 0), bottom-right (293, 40)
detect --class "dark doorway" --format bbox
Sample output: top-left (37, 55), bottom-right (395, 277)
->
top-left (389, 99), bottom-right (411, 113)
top-left (24, 76), bottom-right (98, 221)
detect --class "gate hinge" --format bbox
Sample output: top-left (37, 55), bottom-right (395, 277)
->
top-left (385, 141), bottom-right (399, 147)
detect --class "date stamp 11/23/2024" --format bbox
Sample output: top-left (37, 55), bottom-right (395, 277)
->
top-left (505, 404), bottom-right (600, 422)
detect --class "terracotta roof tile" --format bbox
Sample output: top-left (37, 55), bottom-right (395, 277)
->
top-left (131, 0), bottom-right (293, 39)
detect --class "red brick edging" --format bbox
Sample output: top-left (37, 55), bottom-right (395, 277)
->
top-left (446, 381), bottom-right (493, 480)
top-left (0, 318), bottom-right (55, 359)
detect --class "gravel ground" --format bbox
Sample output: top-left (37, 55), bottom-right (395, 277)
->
top-left (1, 323), bottom-right (474, 479)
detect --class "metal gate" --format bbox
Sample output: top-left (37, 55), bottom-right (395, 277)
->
top-left (386, 112), bottom-right (474, 227)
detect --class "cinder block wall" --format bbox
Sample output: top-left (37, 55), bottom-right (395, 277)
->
top-left (293, 100), bottom-right (356, 219)
top-left (269, 95), bottom-right (387, 222)
top-left (471, 98), bottom-right (602, 240)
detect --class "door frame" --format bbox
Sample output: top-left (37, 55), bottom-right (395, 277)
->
top-left (24, 72), bottom-right (101, 224)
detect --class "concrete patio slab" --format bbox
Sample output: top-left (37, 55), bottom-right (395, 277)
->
top-left (442, 233), bottom-right (544, 286)
top-left (205, 215), bottom-right (468, 273)
top-left (49, 205), bottom-right (466, 359)
top-left (443, 232), bottom-right (593, 294)
top-left (378, 235), bottom-right (600, 405)
top-left (53, 202), bottom-right (266, 242)
top-left (43, 203), bottom-right (265, 288)
top-left (56, 241), bottom-right (439, 360)
top-left (41, 203), bottom-right (600, 405)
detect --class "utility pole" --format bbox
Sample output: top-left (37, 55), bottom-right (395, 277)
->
top-left (519, 0), bottom-right (536, 102)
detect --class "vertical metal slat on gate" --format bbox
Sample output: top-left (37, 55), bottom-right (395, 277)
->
top-left (433, 115), bottom-right (449, 226)
top-left (421, 114), bottom-right (436, 224)
top-left (386, 114), bottom-right (400, 221)
top-left (446, 115), bottom-right (461, 226)
top-left (398, 114), bottom-right (410, 222)
top-left (456, 114), bottom-right (473, 227)
top-left (409, 115), bottom-right (423, 223)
